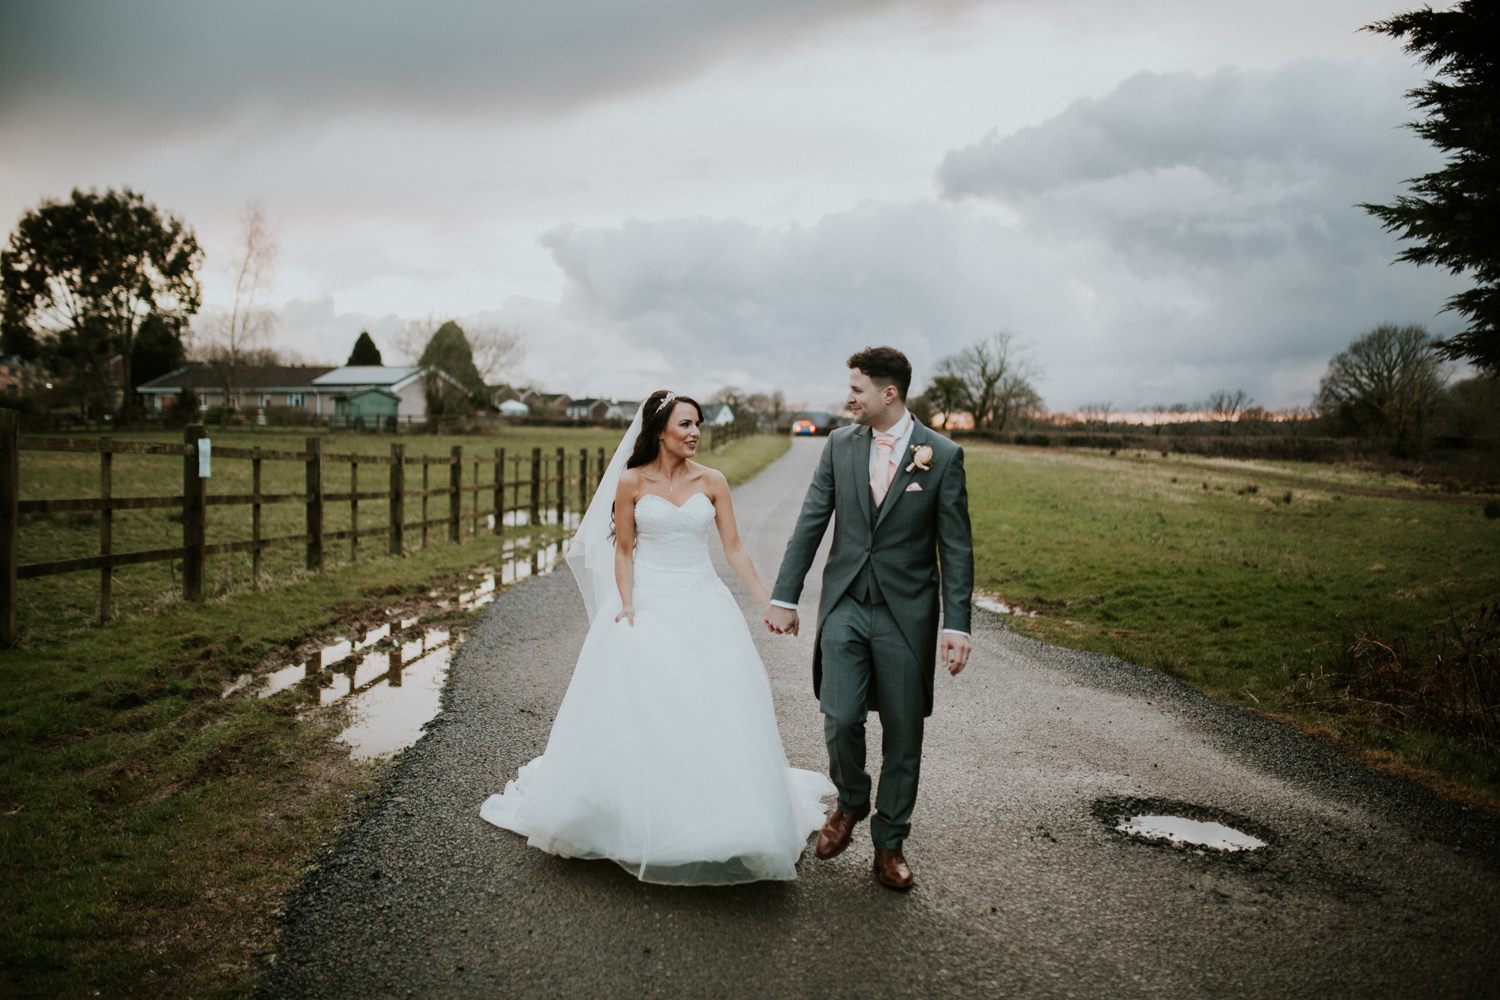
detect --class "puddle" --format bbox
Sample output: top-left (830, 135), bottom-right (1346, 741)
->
top-left (974, 595), bottom-right (1039, 617)
top-left (1095, 797), bottom-right (1275, 856)
top-left (1116, 815), bottom-right (1266, 852)
top-left (221, 531), bottom-right (571, 759)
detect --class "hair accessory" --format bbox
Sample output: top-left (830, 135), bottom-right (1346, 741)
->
top-left (659, 391), bottom-right (677, 410)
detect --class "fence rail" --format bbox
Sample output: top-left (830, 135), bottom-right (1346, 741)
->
top-left (0, 414), bottom-right (609, 646)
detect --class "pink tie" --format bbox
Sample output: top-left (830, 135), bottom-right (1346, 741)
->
top-left (870, 432), bottom-right (898, 506)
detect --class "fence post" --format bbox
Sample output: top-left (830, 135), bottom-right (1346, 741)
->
top-left (0, 410), bottom-right (17, 647)
top-left (350, 456), bottom-right (359, 562)
top-left (493, 447), bottom-right (504, 535)
top-left (183, 424), bottom-right (207, 602)
top-left (579, 447), bottom-right (589, 512)
top-left (305, 436), bottom-right (323, 571)
top-left (449, 446), bottom-right (462, 543)
top-left (421, 461), bottom-right (429, 549)
top-left (530, 447), bottom-right (541, 526)
top-left (99, 439), bottom-right (112, 624)
top-left (597, 448), bottom-right (605, 490)
top-left (556, 447), bottom-right (566, 525)
top-left (389, 443), bottom-right (405, 556)
top-left (252, 447), bottom-right (263, 588)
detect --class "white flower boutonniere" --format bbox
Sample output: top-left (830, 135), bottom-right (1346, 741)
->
top-left (905, 443), bottom-right (934, 473)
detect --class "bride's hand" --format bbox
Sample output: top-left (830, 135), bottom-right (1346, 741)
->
top-left (615, 605), bottom-right (635, 626)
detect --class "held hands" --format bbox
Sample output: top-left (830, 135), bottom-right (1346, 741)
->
top-left (615, 604), bottom-right (635, 627)
top-left (764, 605), bottom-right (799, 636)
top-left (940, 632), bottom-right (972, 676)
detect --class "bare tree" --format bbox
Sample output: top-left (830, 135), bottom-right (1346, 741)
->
top-left (935, 332), bottom-right (1042, 433)
top-left (1077, 402), bottom-right (1114, 430)
top-left (467, 323), bottom-right (526, 384)
top-left (1205, 389), bottom-right (1252, 433)
top-left (195, 202), bottom-right (277, 423)
top-left (392, 314), bottom-right (445, 365)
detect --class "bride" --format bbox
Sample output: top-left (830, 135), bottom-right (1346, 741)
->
top-left (480, 390), bottom-right (834, 884)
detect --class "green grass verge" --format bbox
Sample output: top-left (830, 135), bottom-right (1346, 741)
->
top-left (964, 443), bottom-right (1500, 805)
top-left (699, 432), bottom-right (791, 487)
top-left (0, 432), bottom-right (786, 999)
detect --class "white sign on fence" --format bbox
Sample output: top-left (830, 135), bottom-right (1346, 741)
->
top-left (198, 439), bottom-right (212, 478)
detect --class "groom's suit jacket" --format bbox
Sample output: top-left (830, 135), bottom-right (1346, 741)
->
top-left (772, 419), bottom-right (973, 717)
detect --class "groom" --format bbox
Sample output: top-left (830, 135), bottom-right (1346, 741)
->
top-left (765, 346), bottom-right (973, 890)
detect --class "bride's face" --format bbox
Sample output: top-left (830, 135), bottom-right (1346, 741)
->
top-left (658, 402), bottom-right (702, 460)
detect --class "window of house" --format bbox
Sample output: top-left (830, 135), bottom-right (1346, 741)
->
top-left (289, 393), bottom-right (304, 407)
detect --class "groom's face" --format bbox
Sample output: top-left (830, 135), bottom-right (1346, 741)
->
top-left (847, 369), bottom-right (901, 428)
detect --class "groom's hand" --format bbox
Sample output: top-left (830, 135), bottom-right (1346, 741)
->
top-left (940, 632), bottom-right (972, 676)
top-left (765, 605), bottom-right (799, 636)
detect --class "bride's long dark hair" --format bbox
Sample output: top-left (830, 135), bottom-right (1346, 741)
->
top-left (626, 390), bottom-right (705, 470)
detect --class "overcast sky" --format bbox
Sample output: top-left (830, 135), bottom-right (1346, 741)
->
top-left (0, 0), bottom-right (1463, 410)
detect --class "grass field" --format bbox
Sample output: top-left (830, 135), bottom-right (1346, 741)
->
top-left (964, 443), bottom-right (1500, 803)
top-left (0, 429), bottom-right (787, 999)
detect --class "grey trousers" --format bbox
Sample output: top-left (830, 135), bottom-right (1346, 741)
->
top-left (819, 593), bottom-right (925, 850)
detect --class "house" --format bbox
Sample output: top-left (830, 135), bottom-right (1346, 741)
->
top-left (565, 397), bottom-right (610, 420)
top-left (522, 391), bottom-right (571, 416)
top-left (497, 399), bottom-right (530, 417)
top-left (332, 387), bottom-right (402, 430)
top-left (488, 384), bottom-right (522, 408)
top-left (702, 403), bottom-right (735, 426)
top-left (136, 363), bottom-right (335, 413)
top-left (311, 366), bottom-right (467, 423)
top-left (605, 400), bottom-right (639, 421)
top-left (0, 355), bottom-right (24, 396)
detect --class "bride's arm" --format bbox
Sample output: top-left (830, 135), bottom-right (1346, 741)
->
top-left (613, 471), bottom-right (638, 625)
top-left (707, 470), bottom-right (771, 612)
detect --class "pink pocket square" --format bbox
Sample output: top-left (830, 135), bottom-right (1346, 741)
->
top-left (905, 482), bottom-right (922, 492)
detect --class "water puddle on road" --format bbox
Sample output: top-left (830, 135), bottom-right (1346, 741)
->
top-left (221, 534), bottom-right (570, 759)
top-left (1116, 815), bottom-right (1266, 852)
top-left (974, 594), bottom-right (1039, 617)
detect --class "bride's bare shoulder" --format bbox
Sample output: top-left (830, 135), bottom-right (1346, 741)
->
top-left (689, 462), bottom-right (729, 492)
top-left (617, 467), bottom-right (644, 494)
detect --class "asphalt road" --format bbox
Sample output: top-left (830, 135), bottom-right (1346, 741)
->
top-left (257, 438), bottom-right (1500, 1000)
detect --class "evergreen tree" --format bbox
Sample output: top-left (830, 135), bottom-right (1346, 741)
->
top-left (347, 330), bottom-right (383, 366)
top-left (419, 321), bottom-right (488, 398)
top-left (1363, 2), bottom-right (1500, 374)
top-left (130, 314), bottom-right (187, 405)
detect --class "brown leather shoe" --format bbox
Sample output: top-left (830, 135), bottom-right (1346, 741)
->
top-left (813, 804), bottom-right (870, 860)
top-left (873, 848), bottom-right (914, 890)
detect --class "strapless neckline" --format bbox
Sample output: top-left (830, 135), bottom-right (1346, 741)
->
top-left (637, 491), bottom-right (713, 512)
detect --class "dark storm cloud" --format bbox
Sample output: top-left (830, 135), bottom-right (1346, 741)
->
top-left (0, 0), bottom-right (960, 124)
top-left (534, 58), bottom-right (1467, 407)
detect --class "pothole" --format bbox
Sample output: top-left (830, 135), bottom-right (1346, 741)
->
top-left (1094, 797), bottom-right (1276, 856)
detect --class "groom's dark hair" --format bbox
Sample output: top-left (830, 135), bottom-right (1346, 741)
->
top-left (847, 346), bottom-right (912, 401)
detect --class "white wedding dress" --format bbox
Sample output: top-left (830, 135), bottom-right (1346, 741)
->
top-left (479, 491), bottom-right (834, 884)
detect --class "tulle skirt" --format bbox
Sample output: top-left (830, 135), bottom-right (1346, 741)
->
top-left (480, 572), bottom-right (834, 884)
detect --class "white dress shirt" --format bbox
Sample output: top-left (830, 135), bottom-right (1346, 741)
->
top-left (771, 408), bottom-right (968, 637)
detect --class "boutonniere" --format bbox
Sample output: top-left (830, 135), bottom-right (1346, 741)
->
top-left (905, 443), bottom-right (934, 473)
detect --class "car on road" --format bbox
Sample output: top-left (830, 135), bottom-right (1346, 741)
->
top-left (792, 419), bottom-right (817, 436)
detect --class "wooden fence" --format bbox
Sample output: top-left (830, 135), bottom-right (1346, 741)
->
top-left (0, 413), bottom-right (607, 647)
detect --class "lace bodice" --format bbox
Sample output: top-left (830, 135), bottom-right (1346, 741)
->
top-left (632, 492), bottom-right (719, 591)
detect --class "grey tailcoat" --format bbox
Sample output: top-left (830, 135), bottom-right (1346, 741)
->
top-left (771, 420), bottom-right (973, 718)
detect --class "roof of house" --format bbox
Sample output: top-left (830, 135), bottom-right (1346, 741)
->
top-left (568, 397), bottom-right (606, 407)
top-left (137, 363), bottom-right (336, 393)
top-left (311, 366), bottom-right (423, 388)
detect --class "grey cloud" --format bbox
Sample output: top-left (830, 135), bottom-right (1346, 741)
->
top-left (532, 58), bottom-right (1467, 408)
top-left (0, 0), bottom-right (968, 126)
